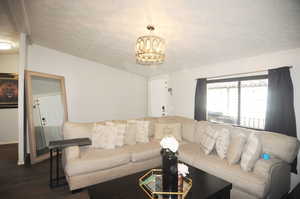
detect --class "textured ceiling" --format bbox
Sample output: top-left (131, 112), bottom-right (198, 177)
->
top-left (25, 0), bottom-right (300, 77)
top-left (0, 1), bottom-right (19, 54)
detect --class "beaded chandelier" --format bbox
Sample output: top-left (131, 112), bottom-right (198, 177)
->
top-left (135, 25), bottom-right (165, 65)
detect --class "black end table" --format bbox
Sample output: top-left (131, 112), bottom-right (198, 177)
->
top-left (48, 138), bottom-right (91, 188)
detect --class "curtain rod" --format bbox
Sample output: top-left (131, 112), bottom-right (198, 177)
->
top-left (195, 66), bottom-right (293, 80)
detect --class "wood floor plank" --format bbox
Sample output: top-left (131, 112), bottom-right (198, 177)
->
top-left (0, 144), bottom-right (89, 199)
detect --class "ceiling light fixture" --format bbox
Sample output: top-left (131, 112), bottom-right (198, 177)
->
top-left (136, 25), bottom-right (165, 65)
top-left (0, 41), bottom-right (13, 50)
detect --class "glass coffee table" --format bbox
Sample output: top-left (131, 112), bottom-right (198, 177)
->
top-left (139, 169), bottom-right (192, 199)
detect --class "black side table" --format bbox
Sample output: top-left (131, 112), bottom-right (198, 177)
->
top-left (48, 138), bottom-right (92, 188)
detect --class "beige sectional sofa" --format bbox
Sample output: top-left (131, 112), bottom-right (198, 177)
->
top-left (62, 116), bottom-right (299, 199)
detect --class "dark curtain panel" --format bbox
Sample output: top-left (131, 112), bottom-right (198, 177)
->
top-left (265, 66), bottom-right (298, 173)
top-left (194, 78), bottom-right (207, 121)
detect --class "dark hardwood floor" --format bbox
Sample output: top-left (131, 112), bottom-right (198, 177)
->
top-left (0, 144), bottom-right (89, 199)
top-left (1, 144), bottom-right (299, 199)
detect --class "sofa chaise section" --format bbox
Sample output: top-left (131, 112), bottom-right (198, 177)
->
top-left (62, 120), bottom-right (162, 191)
top-left (177, 121), bottom-right (298, 199)
top-left (64, 144), bottom-right (161, 190)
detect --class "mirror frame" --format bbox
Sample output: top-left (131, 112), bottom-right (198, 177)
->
top-left (25, 70), bottom-right (68, 164)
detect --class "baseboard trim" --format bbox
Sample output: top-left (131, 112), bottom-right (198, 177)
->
top-left (0, 141), bottom-right (18, 145)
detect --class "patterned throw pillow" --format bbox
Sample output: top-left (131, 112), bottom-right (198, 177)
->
top-left (194, 121), bottom-right (210, 144)
top-left (241, 133), bottom-right (262, 172)
top-left (106, 122), bottom-right (126, 147)
top-left (154, 123), bottom-right (182, 141)
top-left (128, 120), bottom-right (150, 143)
top-left (92, 124), bottom-right (117, 149)
top-left (215, 128), bottom-right (231, 159)
top-left (199, 125), bottom-right (219, 155)
top-left (227, 133), bottom-right (247, 165)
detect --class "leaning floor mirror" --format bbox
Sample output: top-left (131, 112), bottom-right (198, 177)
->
top-left (25, 71), bottom-right (68, 164)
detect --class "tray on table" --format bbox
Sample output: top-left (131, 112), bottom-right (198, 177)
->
top-left (139, 169), bottom-right (192, 199)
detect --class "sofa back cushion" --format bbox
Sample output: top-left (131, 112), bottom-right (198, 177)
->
top-left (259, 131), bottom-right (300, 163)
top-left (154, 123), bottom-right (182, 141)
top-left (157, 117), bottom-right (177, 124)
top-left (127, 120), bottom-right (150, 143)
top-left (141, 117), bottom-right (159, 137)
top-left (124, 123), bottom-right (137, 145)
top-left (157, 116), bottom-right (194, 124)
top-left (181, 120), bottom-right (197, 142)
top-left (63, 122), bottom-right (94, 140)
top-left (232, 126), bottom-right (253, 138)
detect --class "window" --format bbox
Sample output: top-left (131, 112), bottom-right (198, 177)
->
top-left (207, 76), bottom-right (268, 129)
top-left (207, 82), bottom-right (238, 125)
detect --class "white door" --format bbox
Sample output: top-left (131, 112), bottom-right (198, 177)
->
top-left (149, 78), bottom-right (169, 117)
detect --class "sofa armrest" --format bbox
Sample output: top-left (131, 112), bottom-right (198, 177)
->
top-left (63, 146), bottom-right (80, 162)
top-left (253, 158), bottom-right (290, 199)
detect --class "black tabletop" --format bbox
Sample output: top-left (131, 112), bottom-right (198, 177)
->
top-left (88, 165), bottom-right (232, 199)
top-left (48, 138), bottom-right (91, 149)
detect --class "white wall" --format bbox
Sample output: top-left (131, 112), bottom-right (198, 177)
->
top-left (162, 48), bottom-right (300, 189)
top-left (27, 44), bottom-right (147, 122)
top-left (0, 54), bottom-right (19, 144)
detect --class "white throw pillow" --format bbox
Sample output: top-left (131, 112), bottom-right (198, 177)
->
top-left (92, 124), bottom-right (117, 149)
top-left (154, 123), bottom-right (182, 141)
top-left (241, 133), bottom-right (262, 172)
top-left (127, 120), bottom-right (150, 143)
top-left (227, 133), bottom-right (247, 165)
top-left (215, 128), bottom-right (231, 159)
top-left (199, 125), bottom-right (219, 155)
top-left (106, 122), bottom-right (126, 147)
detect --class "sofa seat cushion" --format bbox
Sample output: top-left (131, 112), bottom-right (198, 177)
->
top-left (128, 141), bottom-right (161, 162)
top-left (178, 143), bottom-right (200, 166)
top-left (65, 147), bottom-right (131, 176)
top-left (179, 144), bottom-right (268, 198)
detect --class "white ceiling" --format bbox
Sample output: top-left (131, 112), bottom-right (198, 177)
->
top-left (0, 1), bottom-right (19, 54)
top-left (24, 0), bottom-right (300, 77)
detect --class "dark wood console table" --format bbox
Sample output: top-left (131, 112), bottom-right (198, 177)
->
top-left (48, 138), bottom-right (91, 188)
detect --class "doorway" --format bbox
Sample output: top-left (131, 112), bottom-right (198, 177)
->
top-left (149, 76), bottom-right (169, 117)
